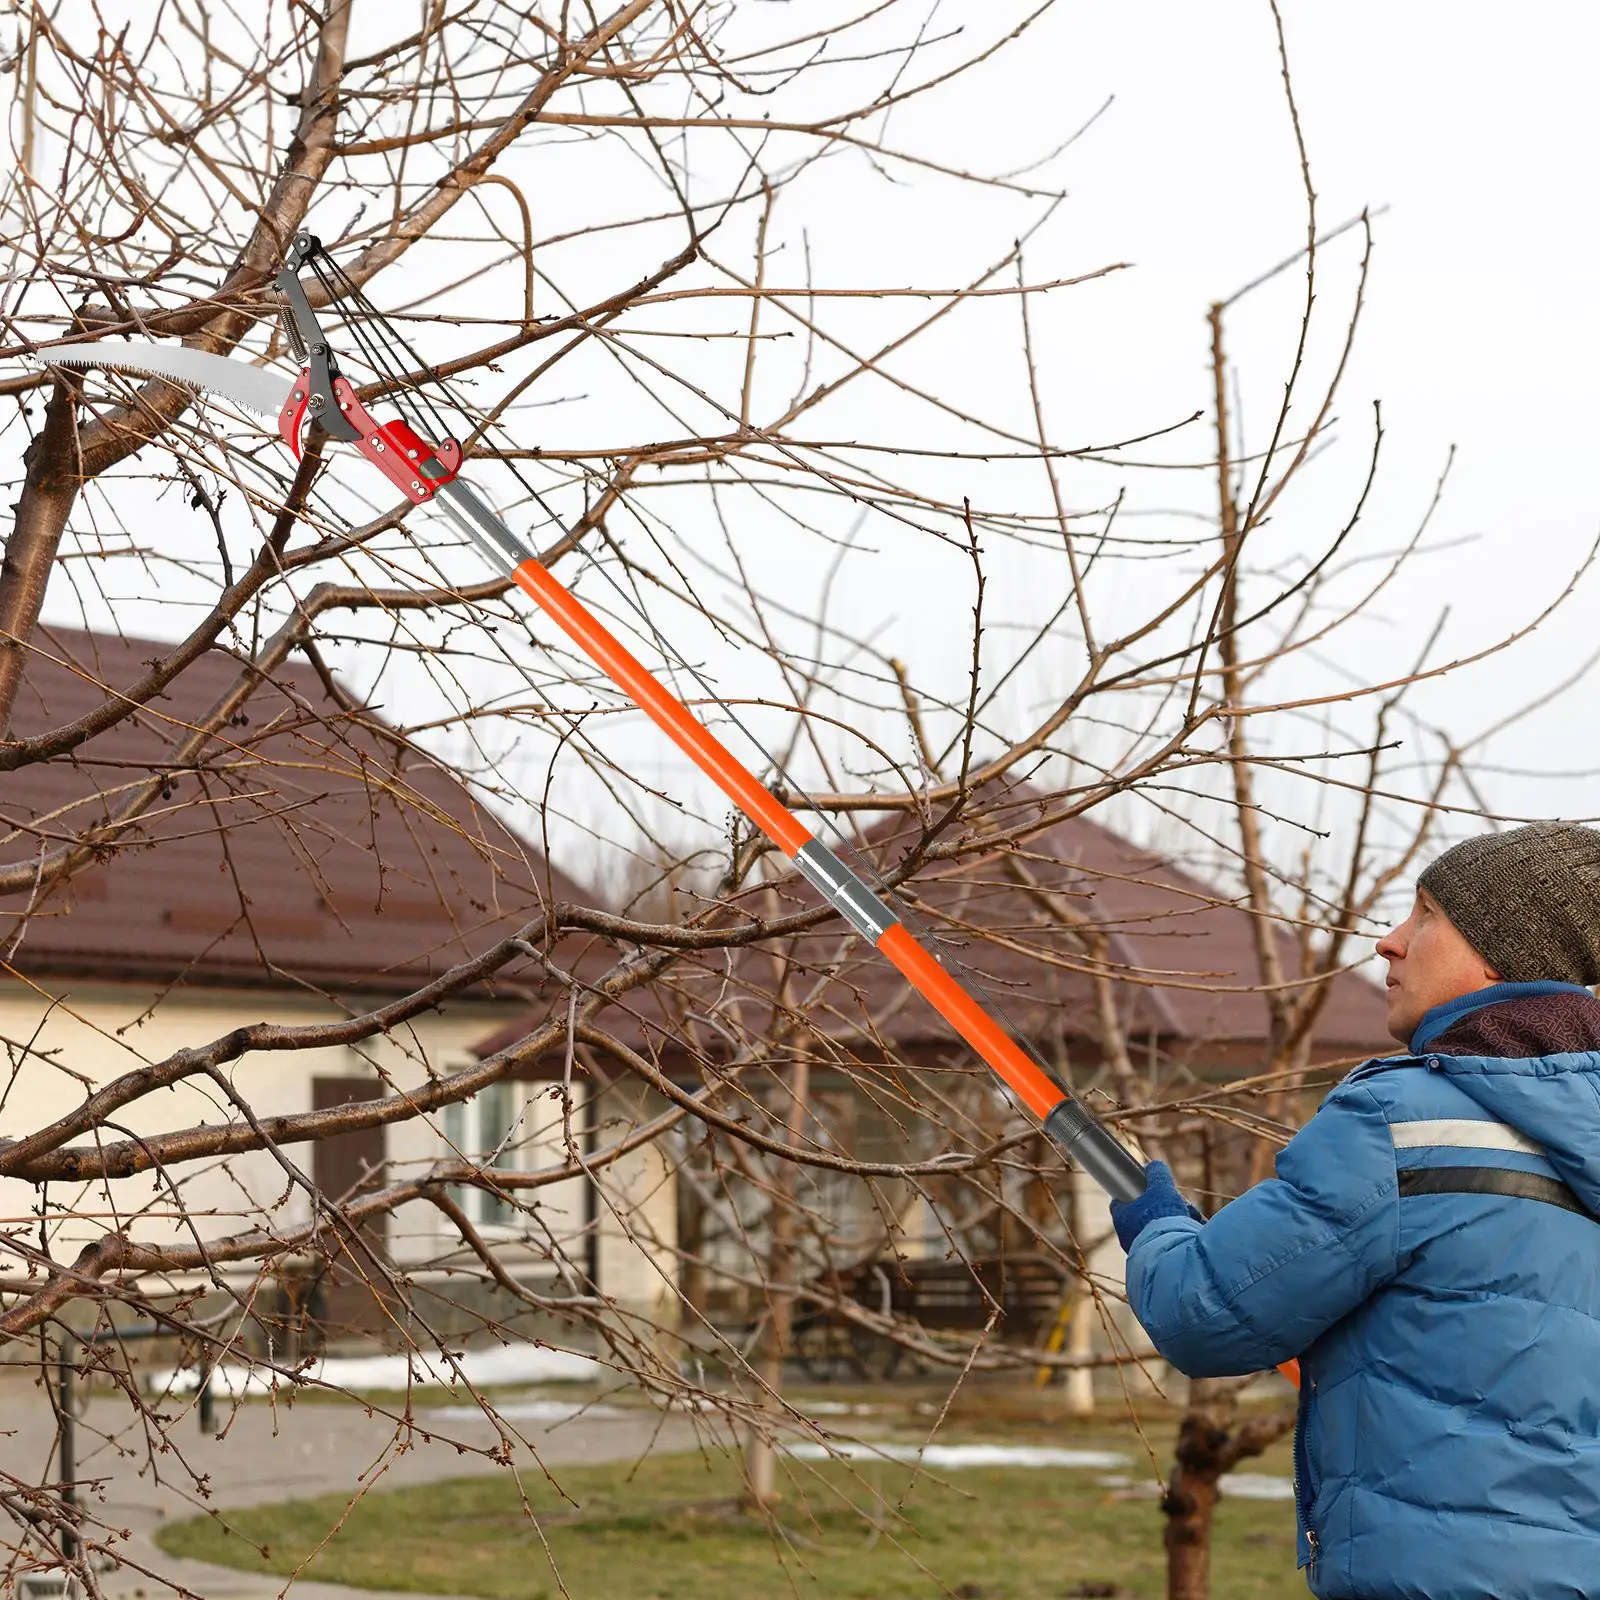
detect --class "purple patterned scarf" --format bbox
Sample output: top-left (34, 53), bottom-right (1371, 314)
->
top-left (1428, 990), bottom-right (1600, 1058)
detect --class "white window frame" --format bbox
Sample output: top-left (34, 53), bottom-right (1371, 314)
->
top-left (442, 1080), bottom-right (528, 1233)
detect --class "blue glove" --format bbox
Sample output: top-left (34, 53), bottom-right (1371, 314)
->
top-left (1109, 1160), bottom-right (1203, 1252)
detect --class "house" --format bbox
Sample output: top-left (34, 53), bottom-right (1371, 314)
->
top-left (0, 626), bottom-right (673, 1349)
top-left (475, 782), bottom-right (1394, 1378)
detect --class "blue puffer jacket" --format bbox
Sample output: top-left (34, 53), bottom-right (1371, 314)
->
top-left (1126, 992), bottom-right (1600, 1600)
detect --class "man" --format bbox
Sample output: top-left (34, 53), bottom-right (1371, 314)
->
top-left (1110, 822), bottom-right (1600, 1600)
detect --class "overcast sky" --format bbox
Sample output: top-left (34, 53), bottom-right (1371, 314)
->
top-left (1002, 3), bottom-right (1600, 815)
top-left (607, 0), bottom-right (1600, 840)
top-left (771, 1), bottom-right (1600, 830)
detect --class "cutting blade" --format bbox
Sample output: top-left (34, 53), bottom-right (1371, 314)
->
top-left (27, 340), bottom-right (292, 418)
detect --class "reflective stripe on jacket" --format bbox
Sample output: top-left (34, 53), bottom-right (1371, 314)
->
top-left (1125, 1046), bottom-right (1600, 1600)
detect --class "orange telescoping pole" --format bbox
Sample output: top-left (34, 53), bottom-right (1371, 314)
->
top-left (433, 480), bottom-right (1300, 1390)
top-left (437, 479), bottom-right (1146, 1198)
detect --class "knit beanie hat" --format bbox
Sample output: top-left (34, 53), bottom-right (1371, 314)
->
top-left (1418, 821), bottom-right (1600, 986)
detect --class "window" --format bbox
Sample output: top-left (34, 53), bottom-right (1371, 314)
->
top-left (442, 1081), bottom-right (525, 1229)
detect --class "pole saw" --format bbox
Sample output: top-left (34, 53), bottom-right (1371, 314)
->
top-left (31, 233), bottom-right (1300, 1388)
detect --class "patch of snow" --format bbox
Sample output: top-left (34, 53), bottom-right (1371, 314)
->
top-left (785, 1442), bottom-right (1131, 1471)
top-left (147, 1344), bottom-right (598, 1397)
top-left (1218, 1472), bottom-right (1296, 1501)
top-left (1095, 1473), bottom-right (1160, 1496)
top-left (1098, 1469), bottom-right (1294, 1501)
top-left (424, 1399), bottom-right (626, 1423)
top-left (803, 1401), bottom-right (880, 1416)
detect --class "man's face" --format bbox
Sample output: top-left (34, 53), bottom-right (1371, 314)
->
top-left (1375, 887), bottom-right (1500, 1044)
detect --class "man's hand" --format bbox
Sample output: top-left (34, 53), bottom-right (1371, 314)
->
top-left (1109, 1159), bottom-right (1203, 1252)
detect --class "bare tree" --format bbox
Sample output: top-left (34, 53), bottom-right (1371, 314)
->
top-left (0, 5), bottom-right (1592, 1599)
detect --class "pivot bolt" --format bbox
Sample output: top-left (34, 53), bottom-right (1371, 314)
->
top-left (307, 393), bottom-right (325, 413)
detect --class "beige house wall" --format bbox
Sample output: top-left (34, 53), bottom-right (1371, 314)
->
top-left (0, 982), bottom-right (678, 1318)
top-left (591, 1079), bottom-right (682, 1334)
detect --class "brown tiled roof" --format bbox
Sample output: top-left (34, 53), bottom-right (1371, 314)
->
top-left (1, 627), bottom-right (604, 994)
top-left (473, 783), bottom-right (1392, 1070)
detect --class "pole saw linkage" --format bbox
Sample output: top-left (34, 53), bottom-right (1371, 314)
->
top-left (274, 233), bottom-right (462, 505)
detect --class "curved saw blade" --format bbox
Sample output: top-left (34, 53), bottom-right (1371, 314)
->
top-left (28, 340), bottom-right (292, 418)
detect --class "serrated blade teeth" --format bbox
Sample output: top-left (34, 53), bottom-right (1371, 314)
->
top-left (26, 341), bottom-right (292, 418)
top-left (48, 351), bottom-right (201, 390)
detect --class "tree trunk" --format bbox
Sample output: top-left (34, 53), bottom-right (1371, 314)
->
top-left (1163, 1375), bottom-right (1299, 1600)
top-left (677, 1139), bottom-right (709, 1319)
top-left (1163, 1377), bottom-right (1238, 1600)
top-left (744, 1050), bottom-right (810, 1509)
top-left (1064, 1288), bottom-right (1096, 1416)
top-left (0, 378), bottom-right (81, 736)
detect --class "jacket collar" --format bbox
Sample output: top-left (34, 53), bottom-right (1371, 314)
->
top-left (1408, 981), bottom-right (1593, 1053)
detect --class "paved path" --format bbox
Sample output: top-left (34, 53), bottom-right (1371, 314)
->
top-left (0, 1373), bottom-right (702, 1600)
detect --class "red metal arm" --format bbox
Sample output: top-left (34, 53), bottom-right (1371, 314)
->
top-left (278, 368), bottom-right (461, 504)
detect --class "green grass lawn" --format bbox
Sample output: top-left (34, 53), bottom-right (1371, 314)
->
top-left (158, 1409), bottom-right (1307, 1599)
